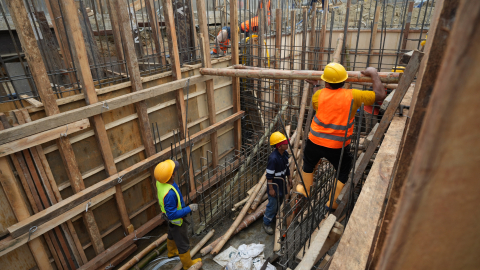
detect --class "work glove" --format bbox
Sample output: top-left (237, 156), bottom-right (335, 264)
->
top-left (189, 203), bottom-right (198, 212)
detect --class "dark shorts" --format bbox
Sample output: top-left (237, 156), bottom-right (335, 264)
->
top-left (302, 139), bottom-right (353, 184)
top-left (167, 221), bottom-right (190, 254)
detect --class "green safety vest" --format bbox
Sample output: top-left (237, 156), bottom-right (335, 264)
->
top-left (156, 181), bottom-right (183, 226)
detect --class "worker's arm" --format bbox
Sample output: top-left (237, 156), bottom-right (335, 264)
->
top-left (163, 191), bottom-right (191, 220)
top-left (361, 67), bottom-right (386, 102)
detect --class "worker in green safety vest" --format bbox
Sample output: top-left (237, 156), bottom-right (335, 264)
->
top-left (155, 159), bottom-right (201, 269)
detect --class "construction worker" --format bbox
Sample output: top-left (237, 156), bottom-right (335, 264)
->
top-left (240, 0), bottom-right (271, 36)
top-left (212, 26), bottom-right (231, 55)
top-left (300, 63), bottom-right (386, 211)
top-left (263, 131), bottom-right (291, 235)
top-left (155, 160), bottom-right (201, 269)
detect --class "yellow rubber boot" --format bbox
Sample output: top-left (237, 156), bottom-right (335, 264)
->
top-left (167, 239), bottom-right (179, 258)
top-left (325, 180), bottom-right (345, 210)
top-left (296, 171), bottom-right (313, 197)
top-left (179, 250), bottom-right (202, 269)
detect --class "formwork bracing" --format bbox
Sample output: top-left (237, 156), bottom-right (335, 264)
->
top-left (1, 0), bottom-right (467, 269)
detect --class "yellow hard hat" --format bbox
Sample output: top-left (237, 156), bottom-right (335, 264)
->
top-left (321, 63), bottom-right (349, 84)
top-left (270, 131), bottom-right (287, 146)
top-left (154, 159), bottom-right (179, 183)
top-left (391, 66), bottom-right (405, 73)
top-left (421, 35), bottom-right (427, 47)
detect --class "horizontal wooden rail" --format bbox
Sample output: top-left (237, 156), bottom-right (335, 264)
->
top-left (3, 111), bottom-right (243, 243)
top-left (0, 74), bottom-right (214, 145)
top-left (200, 66), bottom-right (401, 83)
top-left (0, 119), bottom-right (89, 157)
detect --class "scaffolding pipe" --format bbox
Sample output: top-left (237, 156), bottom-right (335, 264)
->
top-left (200, 66), bottom-right (401, 83)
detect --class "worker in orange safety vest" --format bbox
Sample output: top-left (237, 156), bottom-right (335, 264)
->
top-left (212, 26), bottom-right (232, 54)
top-left (240, 0), bottom-right (271, 36)
top-left (300, 63), bottom-right (387, 211)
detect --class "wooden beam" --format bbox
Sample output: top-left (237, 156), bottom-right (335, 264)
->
top-left (7, 0), bottom-right (105, 255)
top-left (329, 115), bottom-right (407, 270)
top-left (274, 8), bottom-right (283, 106)
top-left (0, 121), bottom-right (52, 270)
top-left (401, 1), bottom-right (415, 51)
top-left (230, 0), bottom-right (241, 152)
top-left (145, 0), bottom-right (166, 66)
top-left (19, 95), bottom-right (43, 108)
top-left (0, 74), bottom-right (213, 145)
top-left (308, 4), bottom-right (317, 70)
top-left (367, 3), bottom-right (381, 66)
top-left (295, 214), bottom-right (336, 270)
top-left (161, 0), bottom-right (195, 191)
top-left (201, 67), bottom-right (401, 83)
top-left (333, 51), bottom-right (423, 218)
top-left (368, 0), bottom-right (454, 267)
top-left (296, 221), bottom-right (344, 264)
top-left (63, 0), bottom-right (133, 233)
top-left (77, 215), bottom-right (163, 270)
top-left (196, 0), bottom-right (219, 168)
top-left (4, 112), bottom-right (243, 242)
top-left (106, 0), bottom-right (126, 73)
top-left (376, 1), bottom-right (480, 269)
top-left (333, 33), bottom-right (344, 63)
top-left (318, 0), bottom-right (329, 70)
top-left (0, 119), bottom-right (89, 157)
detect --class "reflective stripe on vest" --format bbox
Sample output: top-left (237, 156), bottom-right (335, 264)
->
top-left (156, 181), bottom-right (183, 226)
top-left (309, 88), bottom-right (354, 148)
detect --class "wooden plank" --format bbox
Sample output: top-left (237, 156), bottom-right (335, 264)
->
top-left (367, 3), bottom-right (381, 65)
top-left (296, 221), bottom-right (343, 265)
top-left (161, 0), bottom-right (195, 191)
top-left (230, 0), bottom-right (241, 152)
top-left (295, 214), bottom-right (336, 270)
top-left (0, 119), bottom-right (89, 157)
top-left (5, 112), bottom-right (243, 241)
top-left (0, 120), bottom-right (52, 270)
top-left (0, 74), bottom-right (213, 145)
top-left (368, 0), bottom-right (452, 267)
top-left (61, 0), bottom-right (132, 233)
top-left (196, 0), bottom-right (219, 168)
top-left (19, 95), bottom-right (43, 108)
top-left (274, 8), bottom-right (283, 106)
top-left (317, 0), bottom-right (329, 70)
top-left (329, 116), bottom-right (407, 270)
top-left (5, 0), bottom-right (59, 116)
top-left (401, 1), bottom-right (415, 51)
top-left (77, 215), bottom-right (163, 270)
top-left (363, 123), bottom-right (379, 151)
top-left (333, 51), bottom-right (423, 218)
top-left (106, 0), bottom-right (126, 73)
top-left (201, 67), bottom-right (402, 83)
top-left (145, 0), bottom-right (166, 66)
top-left (376, 1), bottom-right (480, 269)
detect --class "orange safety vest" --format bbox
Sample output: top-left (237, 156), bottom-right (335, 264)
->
top-left (212, 38), bottom-right (230, 53)
top-left (308, 88), bottom-right (354, 149)
top-left (241, 0), bottom-right (271, 32)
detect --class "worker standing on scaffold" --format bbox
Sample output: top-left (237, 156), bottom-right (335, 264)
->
top-left (300, 63), bottom-right (386, 211)
top-left (154, 159), bottom-right (201, 269)
top-left (263, 131), bottom-right (291, 235)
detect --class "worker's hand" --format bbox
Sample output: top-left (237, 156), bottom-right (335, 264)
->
top-left (268, 189), bottom-right (276, 197)
top-left (361, 67), bottom-right (378, 77)
top-left (305, 79), bottom-right (319, 86)
top-left (189, 204), bottom-right (198, 212)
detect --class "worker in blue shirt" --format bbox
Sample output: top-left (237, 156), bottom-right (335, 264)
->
top-left (263, 132), bottom-right (291, 235)
top-left (154, 159), bottom-right (201, 269)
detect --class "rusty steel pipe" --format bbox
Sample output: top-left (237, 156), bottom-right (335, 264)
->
top-left (199, 65), bottom-right (401, 84)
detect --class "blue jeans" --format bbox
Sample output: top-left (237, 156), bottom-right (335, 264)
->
top-left (263, 194), bottom-right (284, 226)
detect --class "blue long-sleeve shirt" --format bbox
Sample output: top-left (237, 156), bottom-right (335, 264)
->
top-left (163, 182), bottom-right (191, 220)
top-left (265, 149), bottom-right (290, 196)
